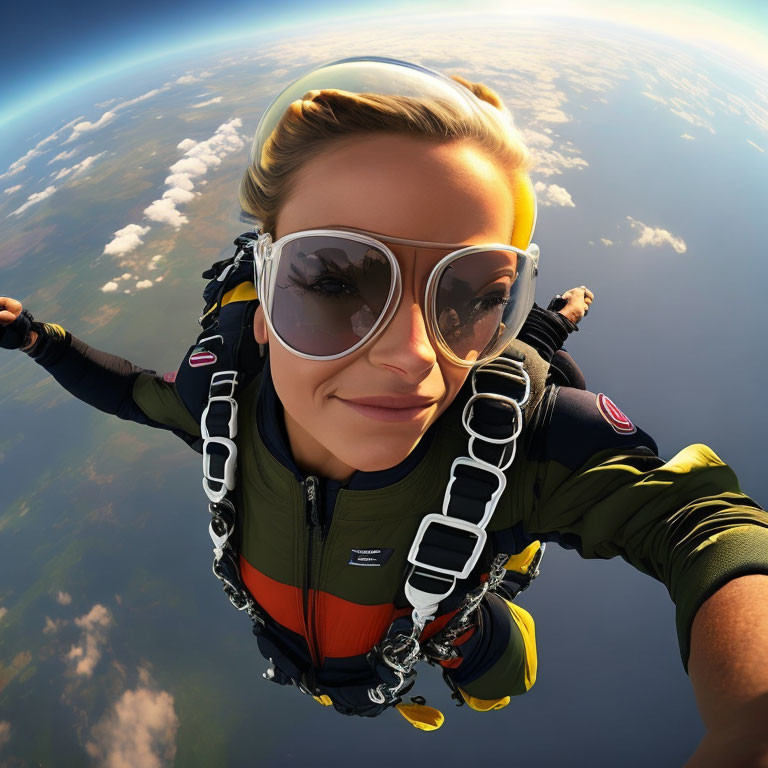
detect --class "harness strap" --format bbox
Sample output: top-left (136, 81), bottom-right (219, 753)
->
top-left (367, 351), bottom-right (542, 706)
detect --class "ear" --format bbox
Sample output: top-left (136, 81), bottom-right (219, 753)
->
top-left (253, 303), bottom-right (269, 344)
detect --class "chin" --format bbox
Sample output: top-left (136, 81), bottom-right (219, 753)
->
top-left (344, 445), bottom-right (415, 474)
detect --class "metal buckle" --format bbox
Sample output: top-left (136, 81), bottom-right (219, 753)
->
top-left (471, 356), bottom-right (530, 406)
top-left (209, 369), bottom-right (238, 398)
top-left (202, 436), bottom-right (238, 502)
top-left (201, 396), bottom-right (238, 439)
top-left (403, 569), bottom-right (455, 619)
top-left (462, 392), bottom-right (524, 445)
top-left (442, 457), bottom-right (507, 528)
top-left (407, 513), bottom-right (488, 581)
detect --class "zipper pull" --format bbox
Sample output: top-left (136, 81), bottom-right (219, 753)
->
top-left (305, 476), bottom-right (320, 527)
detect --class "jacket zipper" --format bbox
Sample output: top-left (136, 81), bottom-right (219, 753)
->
top-left (303, 476), bottom-right (322, 670)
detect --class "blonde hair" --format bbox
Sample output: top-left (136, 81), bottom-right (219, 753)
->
top-left (239, 74), bottom-right (533, 241)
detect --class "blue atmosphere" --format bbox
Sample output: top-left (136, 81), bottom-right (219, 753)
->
top-left (1, 2), bottom-right (767, 766)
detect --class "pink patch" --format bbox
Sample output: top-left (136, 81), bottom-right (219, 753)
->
top-left (596, 393), bottom-right (636, 435)
top-left (162, 371), bottom-right (177, 383)
top-left (189, 351), bottom-right (217, 367)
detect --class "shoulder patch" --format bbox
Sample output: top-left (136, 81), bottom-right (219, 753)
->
top-left (162, 370), bottom-right (177, 383)
top-left (544, 387), bottom-right (658, 471)
top-left (188, 346), bottom-right (217, 367)
top-left (596, 393), bottom-right (636, 435)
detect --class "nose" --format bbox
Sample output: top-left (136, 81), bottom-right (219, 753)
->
top-left (367, 291), bottom-right (437, 381)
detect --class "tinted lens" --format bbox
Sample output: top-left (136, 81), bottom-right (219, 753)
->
top-left (270, 235), bottom-right (394, 356)
top-left (434, 249), bottom-right (519, 362)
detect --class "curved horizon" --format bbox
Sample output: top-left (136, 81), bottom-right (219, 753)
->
top-left (3, 0), bottom-right (767, 129)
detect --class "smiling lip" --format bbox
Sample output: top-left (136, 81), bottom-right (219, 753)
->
top-left (336, 395), bottom-right (437, 422)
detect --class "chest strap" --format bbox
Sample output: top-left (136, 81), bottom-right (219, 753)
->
top-left (367, 352), bottom-right (536, 706)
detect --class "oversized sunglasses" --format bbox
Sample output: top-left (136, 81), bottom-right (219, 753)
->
top-left (252, 225), bottom-right (539, 368)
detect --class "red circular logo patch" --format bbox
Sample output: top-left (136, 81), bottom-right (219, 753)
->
top-left (596, 393), bottom-right (636, 435)
top-left (162, 371), bottom-right (177, 383)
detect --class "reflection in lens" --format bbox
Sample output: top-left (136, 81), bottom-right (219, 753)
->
top-left (435, 250), bottom-right (518, 362)
top-left (271, 236), bottom-right (393, 356)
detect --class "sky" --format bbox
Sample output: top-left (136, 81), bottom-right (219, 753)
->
top-left (3, 0), bottom-right (768, 126)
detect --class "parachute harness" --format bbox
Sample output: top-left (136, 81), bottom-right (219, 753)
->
top-left (367, 355), bottom-right (539, 707)
top-left (195, 234), bottom-right (545, 715)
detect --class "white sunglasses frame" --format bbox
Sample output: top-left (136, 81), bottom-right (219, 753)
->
top-left (253, 226), bottom-right (539, 368)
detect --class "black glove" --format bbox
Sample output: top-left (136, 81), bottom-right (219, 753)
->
top-left (0, 308), bottom-right (35, 350)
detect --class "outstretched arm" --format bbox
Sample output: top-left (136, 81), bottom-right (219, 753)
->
top-left (0, 296), bottom-right (199, 442)
top-left (685, 574), bottom-right (768, 767)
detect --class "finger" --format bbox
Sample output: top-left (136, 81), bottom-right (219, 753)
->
top-left (0, 310), bottom-right (18, 325)
top-left (0, 297), bottom-right (22, 318)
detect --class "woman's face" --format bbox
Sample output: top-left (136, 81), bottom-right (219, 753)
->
top-left (254, 133), bottom-right (516, 481)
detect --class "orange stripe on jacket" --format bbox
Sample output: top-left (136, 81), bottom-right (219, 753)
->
top-left (241, 557), bottom-right (410, 660)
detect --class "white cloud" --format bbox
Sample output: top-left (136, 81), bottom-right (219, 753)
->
top-left (48, 148), bottom-right (78, 165)
top-left (0, 606), bottom-right (7, 622)
top-left (531, 149), bottom-right (589, 177)
top-left (746, 138), bottom-right (764, 153)
top-left (175, 70), bottom-right (213, 85)
top-left (626, 216), bottom-right (687, 254)
top-left (101, 282), bottom-right (120, 293)
top-left (114, 88), bottom-right (165, 111)
top-left (121, 273), bottom-right (132, 280)
top-left (9, 185), bottom-right (57, 216)
top-left (191, 97), bottom-right (223, 109)
top-left (43, 616), bottom-right (67, 634)
top-left (142, 117), bottom-right (245, 230)
top-left (85, 672), bottom-right (179, 768)
top-left (57, 591), bottom-right (72, 605)
top-left (163, 172), bottom-right (194, 191)
top-left (520, 128), bottom-right (554, 148)
top-left (147, 254), bottom-right (164, 271)
top-left (161, 187), bottom-right (195, 205)
top-left (0, 115), bottom-right (83, 179)
top-left (143, 199), bottom-right (189, 229)
top-left (136, 280), bottom-right (154, 290)
top-left (680, 133), bottom-right (695, 140)
top-left (155, 276), bottom-right (164, 282)
top-left (2, 185), bottom-right (21, 195)
top-left (103, 224), bottom-right (151, 258)
top-left (65, 112), bottom-right (117, 144)
top-left (534, 181), bottom-right (575, 207)
top-left (0, 721), bottom-right (10, 748)
top-left (600, 238), bottom-right (614, 246)
top-left (67, 604), bottom-right (112, 677)
top-left (53, 152), bottom-right (107, 181)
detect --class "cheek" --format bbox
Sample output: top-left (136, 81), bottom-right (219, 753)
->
top-left (267, 344), bottom-right (343, 422)
top-left (439, 360), bottom-right (472, 405)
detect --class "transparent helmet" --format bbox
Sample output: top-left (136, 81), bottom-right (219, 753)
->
top-left (246, 55), bottom-right (538, 251)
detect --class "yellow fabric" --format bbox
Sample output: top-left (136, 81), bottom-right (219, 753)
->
top-left (42, 322), bottom-right (67, 340)
top-left (199, 280), bottom-right (259, 321)
top-left (510, 173), bottom-right (536, 250)
top-left (313, 695), bottom-right (333, 706)
top-left (504, 540), bottom-right (541, 574)
top-left (458, 690), bottom-right (511, 711)
top-left (506, 600), bottom-right (537, 690)
top-left (395, 703), bottom-right (445, 731)
top-left (222, 281), bottom-right (258, 305)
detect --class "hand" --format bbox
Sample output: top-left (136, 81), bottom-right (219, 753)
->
top-left (557, 285), bottom-right (594, 325)
top-left (0, 297), bottom-right (37, 350)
